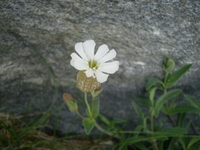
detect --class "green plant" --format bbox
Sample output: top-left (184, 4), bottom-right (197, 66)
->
top-left (65, 39), bottom-right (200, 150)
top-left (117, 58), bottom-right (200, 150)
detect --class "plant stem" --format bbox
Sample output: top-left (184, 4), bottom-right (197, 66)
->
top-left (164, 72), bottom-right (169, 86)
top-left (164, 88), bottom-right (176, 126)
top-left (76, 110), bottom-right (85, 119)
top-left (150, 114), bottom-right (154, 132)
top-left (150, 114), bottom-right (159, 150)
top-left (95, 122), bottom-right (120, 139)
top-left (151, 140), bottom-right (159, 150)
top-left (84, 92), bottom-right (92, 117)
top-left (150, 98), bottom-right (158, 150)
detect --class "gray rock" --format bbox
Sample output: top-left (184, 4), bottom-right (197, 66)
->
top-left (0, 0), bottom-right (200, 134)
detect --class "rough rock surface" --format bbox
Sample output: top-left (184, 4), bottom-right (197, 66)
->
top-left (0, 0), bottom-right (200, 134)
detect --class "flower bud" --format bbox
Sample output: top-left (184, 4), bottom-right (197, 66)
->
top-left (164, 58), bottom-right (175, 73)
top-left (63, 93), bottom-right (78, 112)
top-left (77, 71), bottom-right (101, 93)
top-left (63, 93), bottom-right (73, 102)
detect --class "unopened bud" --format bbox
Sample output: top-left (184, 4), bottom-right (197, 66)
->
top-left (63, 93), bottom-right (73, 102)
top-left (77, 71), bottom-right (101, 93)
top-left (63, 93), bottom-right (78, 112)
top-left (164, 58), bottom-right (175, 73)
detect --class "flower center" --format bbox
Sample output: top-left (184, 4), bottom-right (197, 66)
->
top-left (88, 60), bottom-right (98, 70)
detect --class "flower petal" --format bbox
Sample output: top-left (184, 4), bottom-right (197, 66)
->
top-left (70, 53), bottom-right (88, 70)
top-left (95, 70), bottom-right (109, 83)
top-left (94, 44), bottom-right (109, 61)
top-left (83, 40), bottom-right (96, 59)
top-left (75, 42), bottom-right (88, 60)
top-left (85, 68), bottom-right (95, 77)
top-left (99, 49), bottom-right (117, 63)
top-left (99, 61), bottom-right (119, 74)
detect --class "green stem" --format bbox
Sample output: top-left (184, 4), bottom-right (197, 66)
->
top-left (149, 96), bottom-right (158, 150)
top-left (150, 114), bottom-right (154, 132)
top-left (76, 110), bottom-right (85, 119)
top-left (151, 140), bottom-right (159, 150)
top-left (164, 88), bottom-right (176, 126)
top-left (95, 122), bottom-right (120, 139)
top-left (84, 92), bottom-right (92, 117)
top-left (164, 72), bottom-right (169, 86)
top-left (150, 111), bottom-right (159, 150)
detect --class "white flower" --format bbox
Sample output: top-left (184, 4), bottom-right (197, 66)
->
top-left (70, 40), bottom-right (119, 83)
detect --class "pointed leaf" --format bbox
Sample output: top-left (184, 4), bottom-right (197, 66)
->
top-left (83, 118), bottom-right (96, 134)
top-left (167, 137), bottom-right (178, 150)
top-left (149, 87), bottom-right (157, 102)
top-left (134, 143), bottom-right (150, 150)
top-left (178, 137), bottom-right (186, 150)
top-left (132, 101), bottom-right (144, 122)
top-left (146, 77), bottom-right (163, 91)
top-left (119, 144), bottom-right (128, 150)
top-left (66, 101), bottom-right (78, 112)
top-left (125, 135), bottom-right (164, 144)
top-left (177, 113), bottom-right (186, 127)
top-left (166, 64), bottom-right (192, 88)
top-left (92, 98), bottom-right (100, 118)
top-left (184, 94), bottom-right (200, 109)
top-left (187, 137), bottom-right (200, 149)
top-left (135, 97), bottom-right (151, 107)
top-left (134, 125), bottom-right (144, 138)
top-left (168, 104), bottom-right (200, 114)
top-left (98, 114), bottom-right (111, 126)
top-left (155, 89), bottom-right (182, 116)
top-left (157, 127), bottom-right (188, 135)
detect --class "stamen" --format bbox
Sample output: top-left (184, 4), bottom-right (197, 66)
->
top-left (88, 60), bottom-right (98, 70)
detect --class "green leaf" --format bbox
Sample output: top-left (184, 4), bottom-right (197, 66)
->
top-left (168, 104), bottom-right (200, 114)
top-left (98, 114), bottom-right (111, 126)
top-left (157, 127), bottom-right (188, 135)
top-left (92, 98), bottom-right (100, 118)
top-left (125, 135), bottom-right (164, 144)
top-left (85, 108), bottom-right (91, 118)
top-left (178, 137), bottom-right (187, 150)
top-left (135, 97), bottom-right (151, 107)
top-left (119, 144), bottom-right (128, 150)
top-left (82, 118), bottom-right (96, 134)
top-left (133, 125), bottom-right (144, 138)
top-left (149, 87), bottom-right (157, 102)
top-left (146, 77), bottom-right (164, 91)
top-left (111, 119), bottom-right (126, 124)
top-left (91, 88), bottom-right (103, 98)
top-left (165, 64), bottom-right (192, 88)
top-left (167, 137), bottom-right (179, 150)
top-left (164, 58), bottom-right (175, 73)
top-left (177, 113), bottom-right (186, 127)
top-left (154, 89), bottom-right (182, 116)
top-left (184, 94), bottom-right (200, 109)
top-left (132, 101), bottom-right (145, 123)
top-left (134, 143), bottom-right (150, 150)
top-left (66, 101), bottom-right (78, 112)
top-left (187, 137), bottom-right (200, 149)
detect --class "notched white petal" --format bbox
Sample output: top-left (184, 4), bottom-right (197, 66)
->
top-left (71, 40), bottom-right (119, 83)
top-left (95, 70), bottom-right (109, 83)
top-left (85, 68), bottom-right (95, 77)
top-left (70, 53), bottom-right (88, 70)
top-left (100, 61), bottom-right (119, 74)
top-left (70, 53), bottom-right (82, 65)
top-left (83, 40), bottom-right (96, 59)
top-left (75, 42), bottom-right (88, 60)
top-left (94, 44), bottom-right (109, 61)
top-left (73, 61), bottom-right (88, 70)
top-left (99, 49), bottom-right (117, 63)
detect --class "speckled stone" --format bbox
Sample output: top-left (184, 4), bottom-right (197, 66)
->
top-left (0, 0), bottom-right (200, 134)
